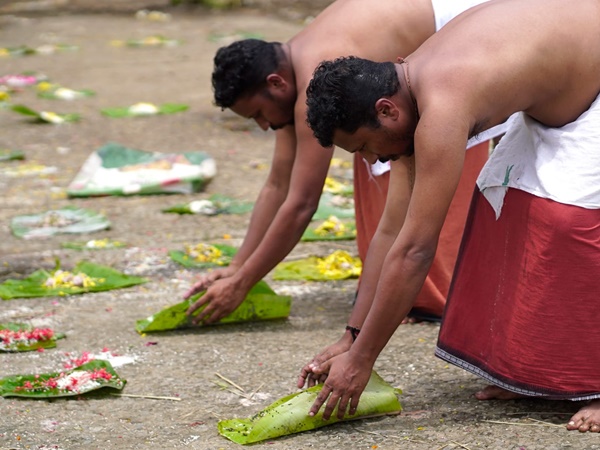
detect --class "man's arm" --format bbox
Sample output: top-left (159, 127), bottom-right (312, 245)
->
top-left (228, 127), bottom-right (297, 267)
top-left (309, 107), bottom-right (469, 419)
top-left (187, 104), bottom-right (334, 323)
top-left (346, 156), bottom-right (414, 328)
top-left (184, 126), bottom-right (297, 296)
top-left (298, 156), bottom-right (414, 387)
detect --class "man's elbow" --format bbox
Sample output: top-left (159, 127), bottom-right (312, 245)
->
top-left (403, 244), bottom-right (437, 272)
top-left (287, 195), bottom-right (320, 222)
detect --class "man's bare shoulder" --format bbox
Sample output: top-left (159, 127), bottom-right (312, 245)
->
top-left (414, 0), bottom-right (600, 128)
top-left (289, 0), bottom-right (434, 84)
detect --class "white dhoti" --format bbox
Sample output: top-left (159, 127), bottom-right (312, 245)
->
top-left (478, 94), bottom-right (600, 218)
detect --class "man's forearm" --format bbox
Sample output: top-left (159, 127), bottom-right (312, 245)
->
top-left (349, 157), bottom-right (413, 329)
top-left (233, 196), bottom-right (318, 289)
top-left (229, 183), bottom-right (288, 268)
top-left (347, 229), bottom-right (397, 328)
top-left (350, 248), bottom-right (434, 365)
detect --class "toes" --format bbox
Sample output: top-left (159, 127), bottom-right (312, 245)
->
top-left (577, 420), bottom-right (600, 433)
top-left (474, 385), bottom-right (502, 400)
top-left (578, 422), bottom-right (591, 433)
top-left (567, 416), bottom-right (600, 433)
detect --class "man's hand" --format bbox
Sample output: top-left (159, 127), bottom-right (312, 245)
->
top-left (185, 277), bottom-right (247, 324)
top-left (183, 266), bottom-right (237, 300)
top-left (308, 352), bottom-right (372, 420)
top-left (297, 334), bottom-right (353, 388)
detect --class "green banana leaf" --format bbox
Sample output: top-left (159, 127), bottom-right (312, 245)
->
top-left (11, 104), bottom-right (80, 123)
top-left (0, 323), bottom-right (65, 352)
top-left (207, 31), bottom-right (263, 43)
top-left (38, 87), bottom-right (95, 100)
top-left (311, 193), bottom-right (355, 221)
top-left (162, 194), bottom-right (254, 215)
top-left (218, 371), bottom-right (402, 444)
top-left (120, 35), bottom-right (181, 47)
top-left (135, 280), bottom-right (291, 333)
top-left (10, 206), bottom-right (110, 239)
top-left (0, 149), bottom-right (25, 161)
top-left (0, 360), bottom-right (126, 398)
top-left (169, 243), bottom-right (237, 268)
top-left (11, 104), bottom-right (38, 117)
top-left (200, 0), bottom-right (242, 9)
top-left (301, 219), bottom-right (356, 242)
top-left (0, 261), bottom-right (147, 300)
top-left (273, 251), bottom-right (362, 281)
top-left (0, 45), bottom-right (37, 56)
top-left (101, 103), bottom-right (188, 118)
top-left (61, 238), bottom-right (128, 250)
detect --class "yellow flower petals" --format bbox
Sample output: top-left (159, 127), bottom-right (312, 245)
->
top-left (316, 250), bottom-right (362, 278)
top-left (314, 215), bottom-right (347, 237)
top-left (184, 243), bottom-right (225, 264)
top-left (44, 270), bottom-right (104, 289)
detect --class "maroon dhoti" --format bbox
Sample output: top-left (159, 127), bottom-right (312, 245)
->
top-left (436, 188), bottom-right (600, 400)
top-left (353, 141), bottom-right (490, 319)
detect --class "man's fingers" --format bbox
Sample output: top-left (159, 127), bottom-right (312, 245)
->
top-left (186, 295), bottom-right (209, 317)
top-left (297, 375), bottom-right (307, 389)
top-left (307, 374), bottom-right (321, 387)
top-left (321, 391), bottom-right (341, 421)
top-left (336, 394), bottom-right (350, 420)
top-left (297, 366), bottom-right (313, 389)
top-left (183, 286), bottom-right (199, 300)
top-left (184, 272), bottom-right (223, 299)
top-left (192, 298), bottom-right (221, 324)
top-left (311, 359), bottom-right (332, 376)
top-left (306, 372), bottom-right (324, 388)
top-left (348, 395), bottom-right (360, 416)
top-left (183, 280), bottom-right (207, 299)
top-left (200, 306), bottom-right (221, 324)
top-left (309, 385), bottom-right (331, 417)
top-left (311, 351), bottom-right (332, 367)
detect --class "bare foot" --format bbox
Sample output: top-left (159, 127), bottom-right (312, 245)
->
top-left (401, 316), bottom-right (419, 324)
top-left (477, 386), bottom-right (600, 433)
top-left (474, 385), bottom-right (526, 400)
top-left (567, 400), bottom-right (600, 433)
top-left (401, 309), bottom-right (442, 324)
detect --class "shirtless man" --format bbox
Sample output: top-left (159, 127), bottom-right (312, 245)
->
top-left (184, 0), bottom-right (501, 325)
top-left (301, 0), bottom-right (600, 432)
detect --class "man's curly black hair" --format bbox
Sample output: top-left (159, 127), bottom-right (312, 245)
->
top-left (212, 39), bottom-right (284, 108)
top-left (306, 56), bottom-right (400, 148)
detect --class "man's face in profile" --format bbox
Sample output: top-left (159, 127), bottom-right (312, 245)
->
top-left (333, 122), bottom-right (414, 164)
top-left (230, 88), bottom-right (295, 131)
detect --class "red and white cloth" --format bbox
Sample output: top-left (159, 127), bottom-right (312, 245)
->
top-left (478, 95), bottom-right (600, 218)
top-left (437, 95), bottom-right (600, 399)
top-left (436, 188), bottom-right (600, 399)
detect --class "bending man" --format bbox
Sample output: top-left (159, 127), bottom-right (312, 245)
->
top-left (302, 0), bottom-right (600, 432)
top-left (185, 0), bottom-right (501, 324)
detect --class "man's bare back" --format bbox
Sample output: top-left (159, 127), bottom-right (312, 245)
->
top-left (412, 0), bottom-right (600, 135)
top-left (288, 0), bottom-right (435, 105)
top-left (187, 0), bottom-right (498, 325)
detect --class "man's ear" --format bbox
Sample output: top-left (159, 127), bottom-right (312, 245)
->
top-left (266, 73), bottom-right (287, 90)
top-left (375, 98), bottom-right (399, 120)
